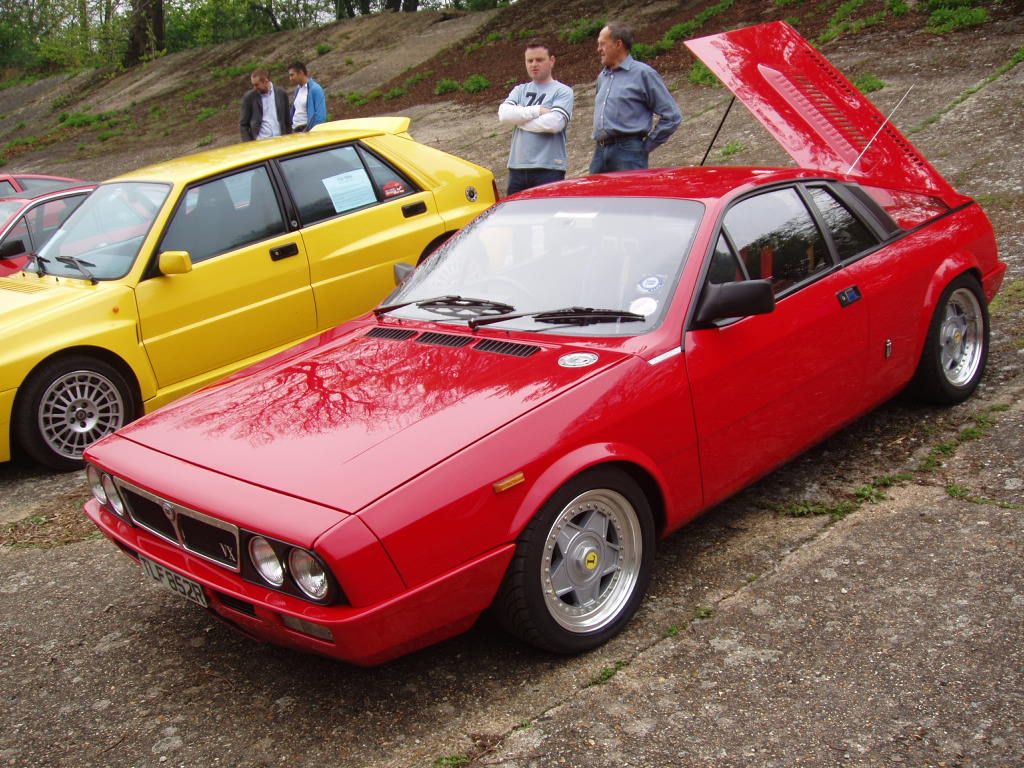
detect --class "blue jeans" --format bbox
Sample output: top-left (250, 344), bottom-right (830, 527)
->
top-left (506, 168), bottom-right (566, 196)
top-left (589, 137), bottom-right (649, 174)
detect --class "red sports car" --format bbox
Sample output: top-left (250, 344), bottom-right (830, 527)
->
top-left (83, 23), bottom-right (1005, 665)
top-left (0, 173), bottom-right (86, 198)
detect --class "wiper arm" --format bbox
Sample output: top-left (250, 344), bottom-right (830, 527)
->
top-left (26, 252), bottom-right (49, 277)
top-left (468, 306), bottom-right (646, 330)
top-left (55, 255), bottom-right (98, 284)
top-left (375, 294), bottom-right (515, 318)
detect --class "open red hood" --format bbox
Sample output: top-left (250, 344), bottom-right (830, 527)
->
top-left (686, 22), bottom-right (960, 203)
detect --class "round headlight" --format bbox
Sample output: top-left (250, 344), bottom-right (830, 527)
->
top-left (86, 465), bottom-right (108, 505)
top-left (100, 474), bottom-right (125, 517)
top-left (249, 536), bottom-right (285, 586)
top-left (288, 549), bottom-right (329, 601)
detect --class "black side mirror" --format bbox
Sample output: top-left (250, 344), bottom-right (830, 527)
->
top-left (0, 238), bottom-right (26, 260)
top-left (394, 261), bottom-right (415, 285)
top-left (694, 279), bottom-right (775, 326)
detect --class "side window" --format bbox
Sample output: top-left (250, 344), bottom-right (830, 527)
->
top-left (807, 187), bottom-right (879, 261)
top-left (723, 188), bottom-right (830, 296)
top-left (707, 234), bottom-right (745, 284)
top-left (359, 146), bottom-right (416, 201)
top-left (0, 181), bottom-right (15, 196)
top-left (160, 166), bottom-right (285, 264)
top-left (26, 196), bottom-right (87, 251)
top-left (280, 145), bottom-right (379, 225)
top-left (18, 177), bottom-right (77, 194)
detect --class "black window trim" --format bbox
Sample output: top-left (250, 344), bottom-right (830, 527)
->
top-left (143, 162), bottom-right (288, 280)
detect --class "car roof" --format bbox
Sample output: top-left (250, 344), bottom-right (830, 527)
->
top-left (111, 124), bottom-right (405, 186)
top-left (508, 166), bottom-right (833, 203)
top-left (0, 184), bottom-right (96, 205)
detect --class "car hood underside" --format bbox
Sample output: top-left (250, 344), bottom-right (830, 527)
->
top-left (116, 324), bottom-right (630, 512)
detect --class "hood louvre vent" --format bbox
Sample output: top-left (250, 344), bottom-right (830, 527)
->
top-left (366, 327), bottom-right (418, 341)
top-left (416, 332), bottom-right (474, 348)
top-left (0, 279), bottom-right (48, 294)
top-left (474, 339), bottom-right (540, 358)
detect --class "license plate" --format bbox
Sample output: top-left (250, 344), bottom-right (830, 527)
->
top-left (139, 555), bottom-right (208, 608)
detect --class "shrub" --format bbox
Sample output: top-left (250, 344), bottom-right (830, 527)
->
top-left (384, 86), bottom-right (406, 100)
top-left (688, 60), bottom-right (719, 87)
top-left (316, 43), bottom-right (332, 56)
top-left (519, 28), bottom-right (539, 39)
top-left (853, 72), bottom-right (885, 93)
top-left (197, 134), bottom-right (214, 147)
top-left (462, 74), bottom-right (491, 93)
top-left (214, 61), bottom-right (259, 78)
top-left (435, 78), bottom-right (460, 95)
top-left (404, 70), bottom-right (432, 89)
top-left (97, 129), bottom-right (122, 142)
top-left (927, 6), bottom-right (989, 33)
top-left (346, 91), bottom-right (368, 106)
top-left (926, 0), bottom-right (973, 8)
top-left (345, 57), bottom-right (353, 65)
top-left (60, 112), bottom-right (99, 128)
top-left (631, 40), bottom-right (673, 62)
top-left (196, 106), bottom-right (219, 121)
top-left (485, 32), bottom-right (504, 43)
top-left (183, 88), bottom-right (205, 102)
top-left (888, 0), bottom-right (910, 16)
top-left (563, 17), bottom-right (605, 44)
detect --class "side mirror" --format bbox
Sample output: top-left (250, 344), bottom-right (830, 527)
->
top-left (159, 250), bottom-right (193, 275)
top-left (0, 238), bottom-right (26, 260)
top-left (393, 261), bottom-right (415, 285)
top-left (694, 279), bottom-right (775, 326)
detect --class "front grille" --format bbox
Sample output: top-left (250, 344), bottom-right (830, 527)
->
top-left (366, 327), bottom-right (417, 341)
top-left (416, 332), bottom-right (474, 348)
top-left (117, 481), bottom-right (241, 572)
top-left (474, 339), bottom-right (540, 358)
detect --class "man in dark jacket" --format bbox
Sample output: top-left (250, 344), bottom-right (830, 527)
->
top-left (240, 70), bottom-right (291, 142)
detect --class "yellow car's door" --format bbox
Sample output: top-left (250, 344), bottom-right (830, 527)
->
top-left (277, 143), bottom-right (445, 330)
top-left (135, 165), bottom-right (317, 390)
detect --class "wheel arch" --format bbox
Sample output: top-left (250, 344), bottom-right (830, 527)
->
top-left (913, 262), bottom-right (984, 363)
top-left (508, 445), bottom-right (671, 543)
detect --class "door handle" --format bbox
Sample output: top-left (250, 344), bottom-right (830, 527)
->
top-left (270, 243), bottom-right (299, 261)
top-left (402, 201), bottom-right (427, 218)
top-left (836, 285), bottom-right (862, 307)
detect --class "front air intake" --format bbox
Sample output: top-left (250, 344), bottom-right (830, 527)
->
top-left (474, 339), bottom-right (540, 358)
top-left (366, 327), bottom-right (418, 341)
top-left (416, 332), bottom-right (474, 348)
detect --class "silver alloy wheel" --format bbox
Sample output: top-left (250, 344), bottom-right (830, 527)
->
top-left (540, 488), bottom-right (643, 633)
top-left (37, 369), bottom-right (126, 460)
top-left (939, 287), bottom-right (985, 387)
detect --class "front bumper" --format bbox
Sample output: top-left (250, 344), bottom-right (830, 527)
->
top-left (85, 499), bottom-right (514, 666)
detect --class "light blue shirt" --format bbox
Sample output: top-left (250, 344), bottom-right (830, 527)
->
top-left (504, 80), bottom-right (574, 171)
top-left (592, 56), bottom-right (682, 153)
top-left (258, 84), bottom-right (281, 139)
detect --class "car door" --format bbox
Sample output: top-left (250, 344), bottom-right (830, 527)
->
top-left (277, 142), bottom-right (445, 330)
top-left (135, 164), bottom-right (317, 389)
top-left (685, 186), bottom-right (870, 507)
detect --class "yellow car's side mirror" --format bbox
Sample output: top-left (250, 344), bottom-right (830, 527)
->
top-left (158, 250), bottom-right (193, 275)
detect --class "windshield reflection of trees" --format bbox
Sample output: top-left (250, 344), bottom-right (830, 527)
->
top-left (167, 337), bottom-right (567, 446)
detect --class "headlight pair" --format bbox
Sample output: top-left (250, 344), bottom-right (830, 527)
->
top-left (247, 535), bottom-right (330, 602)
top-left (86, 464), bottom-right (128, 519)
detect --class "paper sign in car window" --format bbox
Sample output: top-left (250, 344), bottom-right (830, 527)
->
top-left (322, 169), bottom-right (377, 214)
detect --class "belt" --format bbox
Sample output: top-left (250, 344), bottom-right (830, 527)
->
top-left (595, 132), bottom-right (646, 146)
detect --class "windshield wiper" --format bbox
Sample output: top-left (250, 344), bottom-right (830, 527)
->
top-left (468, 306), bottom-right (646, 330)
top-left (55, 255), bottom-right (98, 284)
top-left (25, 252), bottom-right (49, 277)
top-left (374, 295), bottom-right (515, 318)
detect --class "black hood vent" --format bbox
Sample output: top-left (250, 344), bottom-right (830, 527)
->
top-left (416, 332), bottom-right (474, 348)
top-left (474, 339), bottom-right (540, 358)
top-left (366, 327), bottom-right (418, 341)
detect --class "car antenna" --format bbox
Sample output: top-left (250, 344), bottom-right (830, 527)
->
top-left (846, 84), bottom-right (915, 176)
top-left (700, 96), bottom-right (736, 166)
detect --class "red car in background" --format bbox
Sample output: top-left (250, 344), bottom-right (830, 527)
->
top-left (0, 185), bottom-right (96, 276)
top-left (0, 173), bottom-right (86, 198)
top-left (84, 23), bottom-right (1005, 665)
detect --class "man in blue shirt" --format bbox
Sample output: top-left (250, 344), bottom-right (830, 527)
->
top-left (288, 62), bottom-right (328, 133)
top-left (590, 23), bottom-right (682, 174)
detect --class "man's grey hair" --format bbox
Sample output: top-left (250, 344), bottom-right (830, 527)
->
top-left (606, 22), bottom-right (634, 52)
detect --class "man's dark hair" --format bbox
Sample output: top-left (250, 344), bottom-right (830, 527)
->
top-left (607, 22), bottom-right (633, 52)
top-left (288, 61), bottom-right (308, 75)
top-left (524, 39), bottom-right (554, 57)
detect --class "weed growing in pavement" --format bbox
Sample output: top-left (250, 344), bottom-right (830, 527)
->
top-left (665, 625), bottom-right (682, 637)
top-left (588, 659), bottom-right (628, 686)
top-left (433, 756), bottom-right (470, 768)
top-left (946, 483), bottom-right (971, 499)
top-left (855, 484), bottom-right (887, 504)
top-left (719, 141), bottom-right (746, 158)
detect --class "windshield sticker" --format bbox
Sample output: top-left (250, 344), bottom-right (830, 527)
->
top-left (322, 169), bottom-right (377, 213)
top-left (629, 297), bottom-right (658, 317)
top-left (637, 274), bottom-right (665, 293)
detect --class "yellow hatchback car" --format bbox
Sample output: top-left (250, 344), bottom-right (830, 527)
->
top-left (0, 117), bottom-right (496, 469)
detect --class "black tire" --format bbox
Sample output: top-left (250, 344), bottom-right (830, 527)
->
top-left (493, 466), bottom-right (655, 654)
top-left (14, 354), bottom-right (135, 471)
top-left (909, 274), bottom-right (990, 405)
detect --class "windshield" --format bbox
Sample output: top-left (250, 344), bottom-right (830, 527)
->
top-left (385, 197), bottom-right (703, 336)
top-left (0, 200), bottom-right (23, 222)
top-left (33, 182), bottom-right (169, 279)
